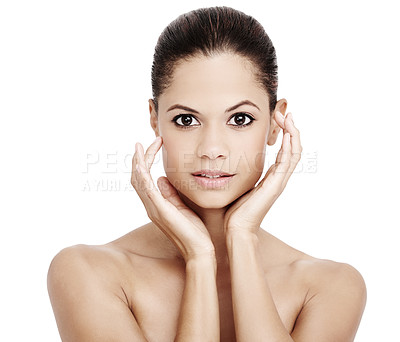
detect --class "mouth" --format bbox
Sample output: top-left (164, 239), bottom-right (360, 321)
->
top-left (191, 169), bottom-right (235, 178)
top-left (191, 169), bottom-right (235, 189)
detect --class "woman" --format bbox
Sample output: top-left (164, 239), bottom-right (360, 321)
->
top-left (47, 6), bottom-right (366, 342)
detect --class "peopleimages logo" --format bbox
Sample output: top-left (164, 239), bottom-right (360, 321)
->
top-left (81, 149), bottom-right (318, 192)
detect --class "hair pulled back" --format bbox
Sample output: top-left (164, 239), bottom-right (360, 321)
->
top-left (151, 6), bottom-right (278, 114)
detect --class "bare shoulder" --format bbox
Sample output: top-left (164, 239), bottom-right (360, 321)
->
top-left (48, 243), bottom-right (132, 282)
top-left (290, 256), bottom-right (367, 341)
top-left (293, 257), bottom-right (367, 298)
top-left (47, 243), bottom-right (133, 310)
top-left (47, 223), bottom-right (174, 298)
top-left (261, 231), bottom-right (367, 297)
top-left (47, 244), bottom-right (149, 341)
top-left (47, 222), bottom-right (159, 277)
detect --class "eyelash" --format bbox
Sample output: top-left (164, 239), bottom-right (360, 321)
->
top-left (172, 113), bottom-right (256, 130)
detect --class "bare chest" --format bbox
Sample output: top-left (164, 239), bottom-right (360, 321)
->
top-left (123, 256), bottom-right (305, 342)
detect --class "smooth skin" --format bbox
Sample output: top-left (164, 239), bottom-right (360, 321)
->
top-left (47, 53), bottom-right (367, 342)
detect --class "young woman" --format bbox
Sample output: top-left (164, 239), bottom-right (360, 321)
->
top-left (47, 6), bottom-right (367, 342)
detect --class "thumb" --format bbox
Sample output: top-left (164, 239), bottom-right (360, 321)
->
top-left (157, 177), bottom-right (187, 209)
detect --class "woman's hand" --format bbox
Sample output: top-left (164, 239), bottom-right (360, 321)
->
top-left (131, 136), bottom-right (215, 263)
top-left (224, 111), bottom-right (302, 236)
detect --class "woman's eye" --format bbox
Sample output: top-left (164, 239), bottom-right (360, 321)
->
top-left (172, 114), bottom-right (200, 128)
top-left (227, 113), bottom-right (255, 127)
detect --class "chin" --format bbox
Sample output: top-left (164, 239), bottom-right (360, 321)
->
top-left (176, 182), bottom-right (256, 211)
top-left (191, 195), bottom-right (233, 209)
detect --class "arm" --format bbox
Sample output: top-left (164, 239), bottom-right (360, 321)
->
top-left (47, 245), bottom-right (149, 342)
top-left (175, 254), bottom-right (220, 342)
top-left (226, 230), bottom-right (294, 342)
top-left (226, 231), bottom-right (367, 342)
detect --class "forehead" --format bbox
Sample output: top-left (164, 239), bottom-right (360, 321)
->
top-left (159, 53), bottom-right (269, 113)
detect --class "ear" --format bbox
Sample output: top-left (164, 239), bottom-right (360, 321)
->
top-left (149, 99), bottom-right (160, 137)
top-left (267, 98), bottom-right (288, 146)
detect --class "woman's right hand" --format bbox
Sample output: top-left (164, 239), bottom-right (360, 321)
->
top-left (131, 136), bottom-right (215, 263)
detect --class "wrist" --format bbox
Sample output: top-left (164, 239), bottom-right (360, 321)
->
top-left (225, 228), bottom-right (259, 240)
top-left (226, 229), bottom-right (259, 250)
top-left (185, 252), bottom-right (217, 272)
top-left (225, 223), bottom-right (260, 237)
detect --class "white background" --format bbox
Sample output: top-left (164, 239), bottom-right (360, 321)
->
top-left (1, 0), bottom-right (399, 340)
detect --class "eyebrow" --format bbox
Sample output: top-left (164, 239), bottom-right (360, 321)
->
top-left (166, 100), bottom-right (260, 114)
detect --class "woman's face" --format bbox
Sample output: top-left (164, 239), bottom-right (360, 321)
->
top-left (151, 53), bottom-right (281, 209)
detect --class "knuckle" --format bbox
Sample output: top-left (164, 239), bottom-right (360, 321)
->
top-left (130, 176), bottom-right (138, 188)
top-left (146, 209), bottom-right (154, 221)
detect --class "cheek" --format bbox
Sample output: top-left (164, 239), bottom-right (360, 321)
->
top-left (232, 134), bottom-right (266, 192)
top-left (233, 134), bottom-right (266, 173)
top-left (254, 143), bottom-right (267, 172)
top-left (248, 129), bottom-right (268, 171)
top-left (160, 129), bottom-right (181, 171)
top-left (162, 143), bottom-right (195, 173)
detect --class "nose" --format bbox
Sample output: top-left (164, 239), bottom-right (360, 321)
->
top-left (196, 126), bottom-right (228, 160)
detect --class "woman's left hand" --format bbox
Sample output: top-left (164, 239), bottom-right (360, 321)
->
top-left (224, 111), bottom-right (302, 236)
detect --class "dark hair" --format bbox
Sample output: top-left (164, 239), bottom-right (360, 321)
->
top-left (151, 6), bottom-right (278, 115)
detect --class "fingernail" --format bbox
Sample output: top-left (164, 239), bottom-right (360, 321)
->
top-left (154, 136), bottom-right (161, 143)
top-left (277, 111), bottom-right (284, 119)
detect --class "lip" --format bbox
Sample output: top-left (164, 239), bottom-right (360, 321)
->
top-left (191, 169), bottom-right (234, 177)
top-left (191, 169), bottom-right (235, 189)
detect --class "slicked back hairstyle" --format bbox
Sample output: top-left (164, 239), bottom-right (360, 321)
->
top-left (151, 6), bottom-right (278, 115)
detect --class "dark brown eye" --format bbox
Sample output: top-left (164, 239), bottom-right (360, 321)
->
top-left (228, 113), bottom-right (255, 127)
top-left (172, 114), bottom-right (200, 128)
top-left (181, 115), bottom-right (193, 126)
top-left (234, 114), bottom-right (245, 125)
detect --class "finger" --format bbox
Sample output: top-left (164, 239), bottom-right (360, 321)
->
top-left (257, 132), bottom-right (291, 196)
top-left (136, 142), bottom-right (147, 170)
top-left (282, 113), bottom-right (302, 184)
top-left (131, 143), bottom-right (147, 186)
top-left (144, 136), bottom-right (163, 170)
top-left (274, 110), bottom-right (288, 132)
top-left (133, 158), bottom-right (174, 218)
top-left (136, 151), bottom-right (183, 219)
top-left (245, 131), bottom-right (293, 215)
top-left (239, 133), bottom-right (290, 216)
top-left (274, 110), bottom-right (292, 164)
top-left (275, 135), bottom-right (285, 164)
top-left (275, 132), bottom-right (292, 175)
top-left (259, 131), bottom-right (290, 188)
top-left (131, 143), bottom-right (155, 197)
top-left (284, 113), bottom-right (302, 158)
top-left (131, 143), bottom-right (141, 188)
top-left (136, 143), bottom-right (160, 194)
top-left (275, 112), bottom-right (302, 176)
top-left (157, 177), bottom-right (188, 210)
top-left (131, 144), bottom-right (152, 205)
top-left (276, 113), bottom-right (301, 163)
top-left (135, 154), bottom-right (160, 199)
top-left (131, 143), bottom-right (195, 241)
